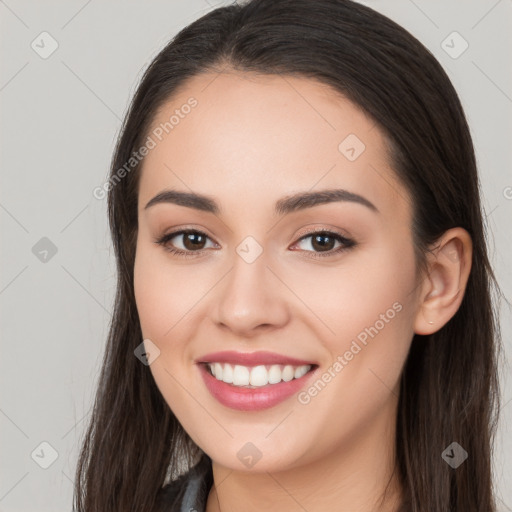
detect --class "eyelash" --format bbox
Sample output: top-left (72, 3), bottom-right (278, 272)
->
top-left (154, 228), bottom-right (356, 260)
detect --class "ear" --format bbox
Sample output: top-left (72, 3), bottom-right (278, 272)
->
top-left (413, 227), bottom-right (473, 335)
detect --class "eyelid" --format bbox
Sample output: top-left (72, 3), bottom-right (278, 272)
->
top-left (293, 225), bottom-right (351, 242)
top-left (158, 225), bottom-right (219, 245)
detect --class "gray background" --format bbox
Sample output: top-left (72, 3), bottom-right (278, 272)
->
top-left (0, 0), bottom-right (511, 510)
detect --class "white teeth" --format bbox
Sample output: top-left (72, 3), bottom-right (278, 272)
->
top-left (213, 362), bottom-right (223, 380)
top-left (268, 364), bottom-right (282, 384)
top-left (249, 365), bottom-right (268, 387)
top-left (294, 365), bottom-right (309, 378)
top-left (206, 362), bottom-right (312, 387)
top-left (232, 365), bottom-right (250, 386)
top-left (222, 363), bottom-right (233, 383)
top-left (282, 365), bottom-right (295, 382)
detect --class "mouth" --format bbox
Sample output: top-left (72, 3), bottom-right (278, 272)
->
top-left (196, 354), bottom-right (319, 411)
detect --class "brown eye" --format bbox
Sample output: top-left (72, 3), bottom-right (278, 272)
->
top-left (155, 229), bottom-right (216, 256)
top-left (292, 230), bottom-right (356, 259)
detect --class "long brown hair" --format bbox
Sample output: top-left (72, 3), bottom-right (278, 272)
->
top-left (74, 1), bottom-right (504, 510)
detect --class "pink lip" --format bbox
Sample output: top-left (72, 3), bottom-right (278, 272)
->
top-left (197, 362), bottom-right (319, 411)
top-left (195, 350), bottom-right (315, 367)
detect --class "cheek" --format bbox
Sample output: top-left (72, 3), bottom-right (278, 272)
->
top-left (133, 236), bottom-right (215, 396)
top-left (287, 251), bottom-right (416, 455)
top-left (300, 242), bottom-right (417, 413)
top-left (134, 246), bottom-right (167, 340)
top-left (133, 241), bottom-right (197, 414)
top-left (287, 240), bottom-right (416, 349)
top-left (134, 240), bottom-right (199, 340)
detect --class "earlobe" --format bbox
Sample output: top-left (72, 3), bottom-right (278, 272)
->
top-left (413, 228), bottom-right (472, 335)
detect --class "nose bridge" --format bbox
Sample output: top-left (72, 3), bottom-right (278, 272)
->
top-left (213, 241), bottom-right (289, 335)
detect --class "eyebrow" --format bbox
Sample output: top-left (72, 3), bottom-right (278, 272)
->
top-left (144, 188), bottom-right (378, 215)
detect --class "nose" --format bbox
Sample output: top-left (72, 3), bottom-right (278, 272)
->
top-left (212, 251), bottom-right (290, 338)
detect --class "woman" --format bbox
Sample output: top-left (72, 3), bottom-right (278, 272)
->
top-left (74, 1), bottom-right (503, 511)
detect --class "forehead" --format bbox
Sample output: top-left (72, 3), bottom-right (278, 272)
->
top-left (138, 70), bottom-right (409, 220)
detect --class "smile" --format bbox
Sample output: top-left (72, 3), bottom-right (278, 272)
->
top-left (206, 362), bottom-right (312, 387)
top-left (197, 361), bottom-right (318, 411)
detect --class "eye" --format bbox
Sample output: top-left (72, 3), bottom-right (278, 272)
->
top-left (290, 229), bottom-right (356, 259)
top-left (154, 229), bottom-right (217, 257)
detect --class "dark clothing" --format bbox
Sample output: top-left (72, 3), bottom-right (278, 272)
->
top-left (156, 454), bottom-right (213, 512)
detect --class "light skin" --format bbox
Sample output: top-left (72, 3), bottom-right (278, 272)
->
top-left (133, 70), bottom-right (472, 512)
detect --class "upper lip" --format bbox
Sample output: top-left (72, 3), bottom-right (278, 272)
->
top-left (196, 350), bottom-right (316, 367)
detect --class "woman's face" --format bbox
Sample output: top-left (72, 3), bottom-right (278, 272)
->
top-left (134, 71), bottom-right (421, 472)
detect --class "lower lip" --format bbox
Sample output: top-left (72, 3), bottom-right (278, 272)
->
top-left (197, 363), bottom-right (318, 411)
